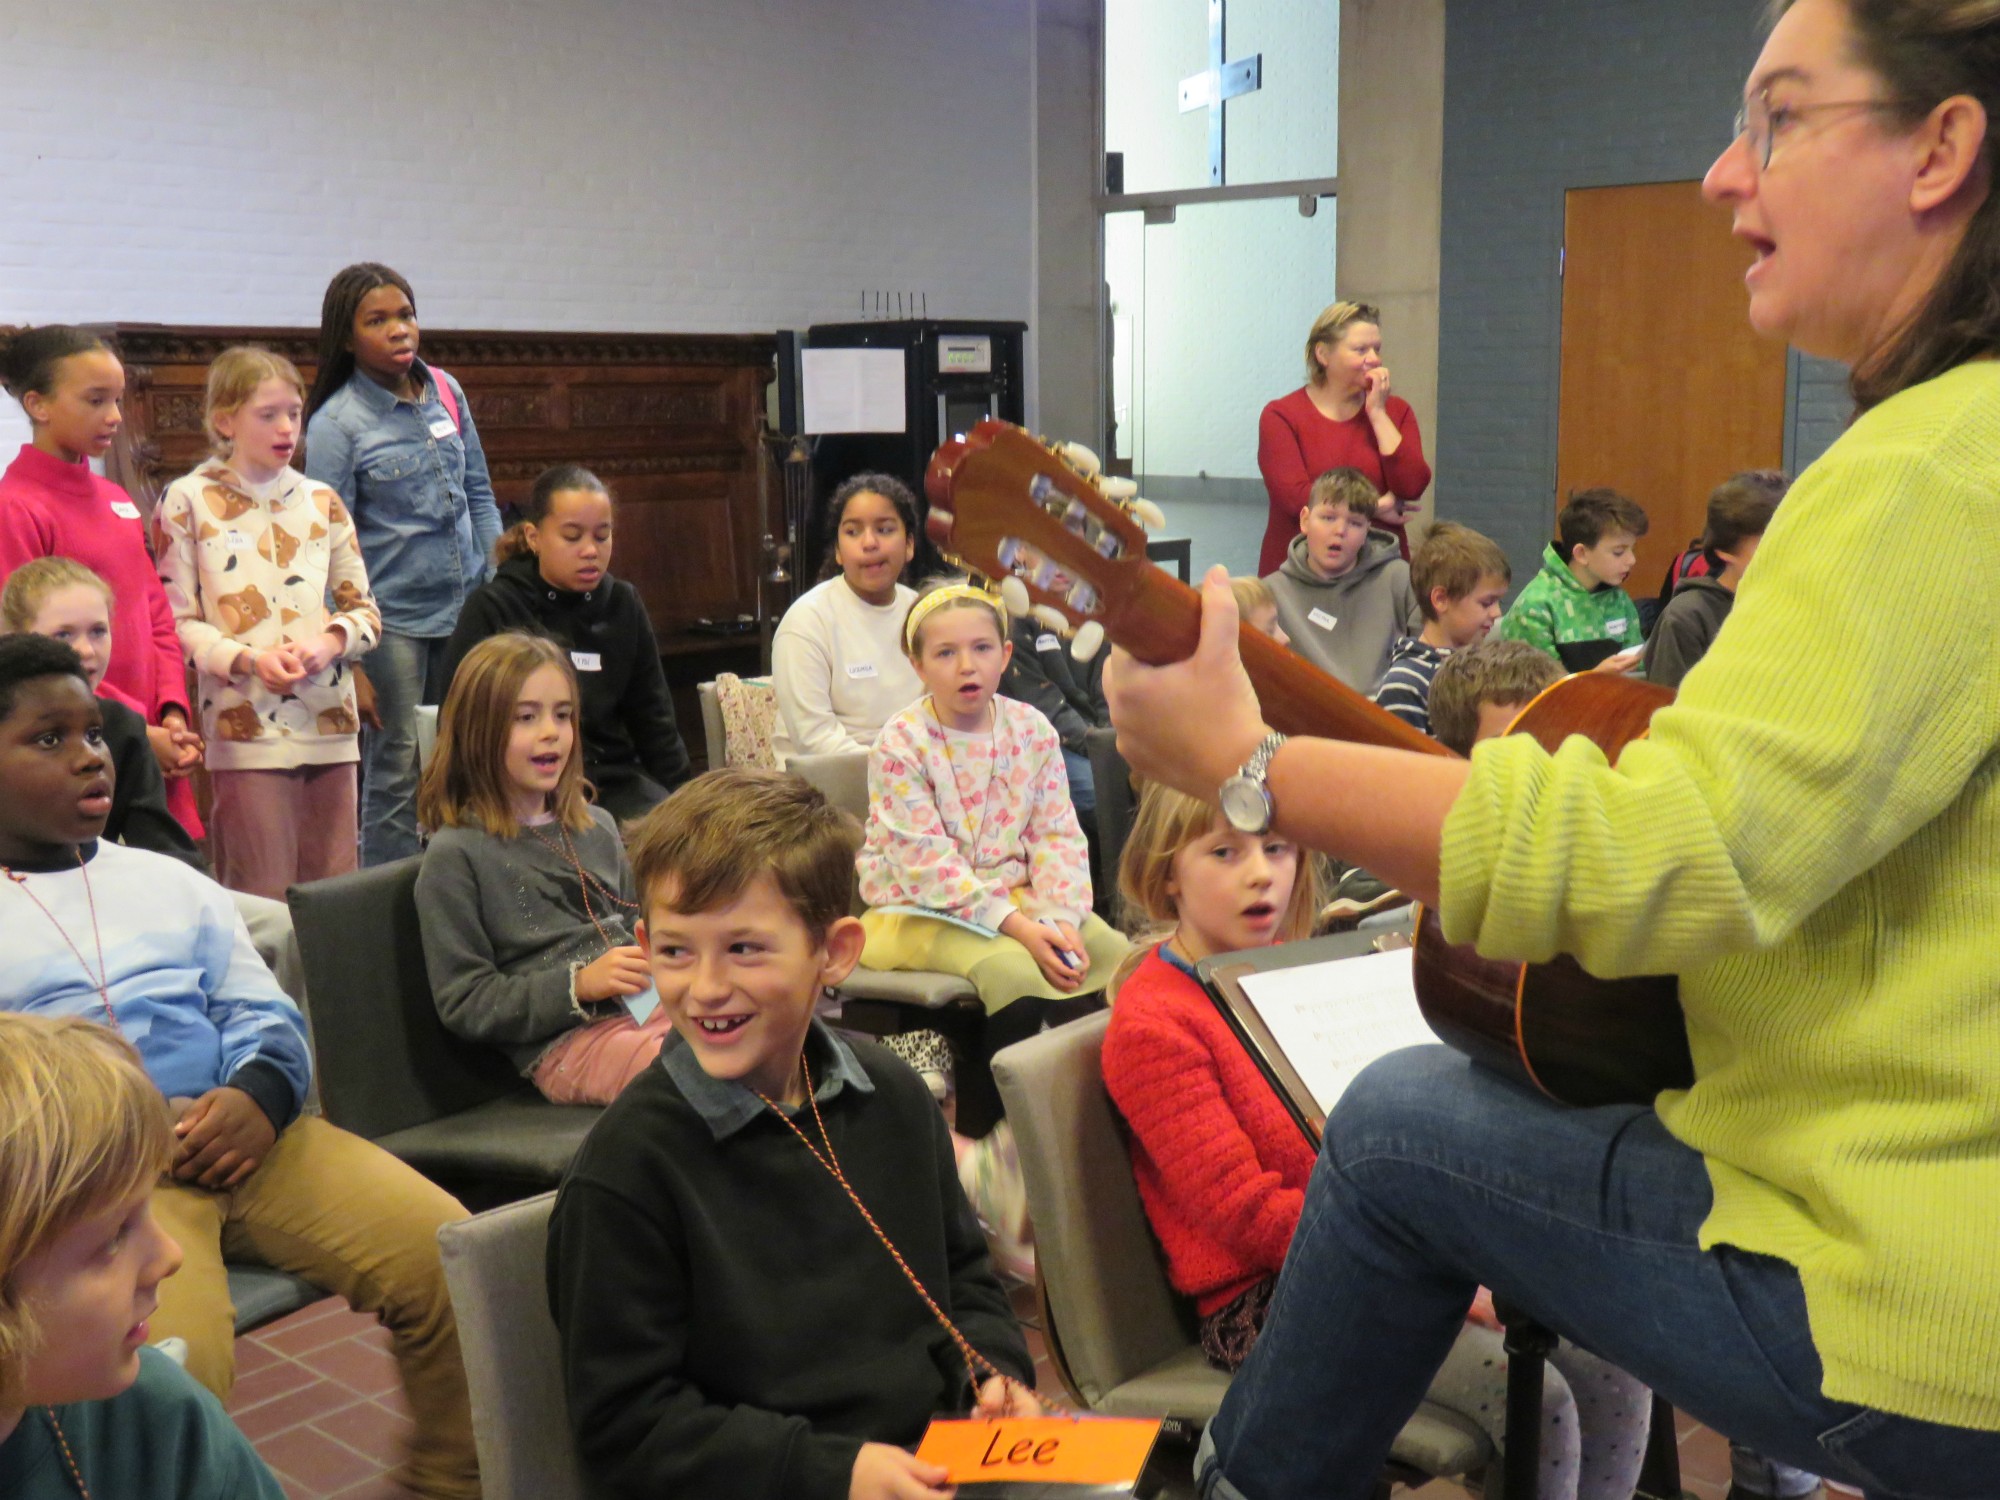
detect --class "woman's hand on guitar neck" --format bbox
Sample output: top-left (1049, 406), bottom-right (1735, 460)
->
top-left (1102, 566), bottom-right (1272, 800)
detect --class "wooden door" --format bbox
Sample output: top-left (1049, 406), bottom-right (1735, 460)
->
top-left (1557, 182), bottom-right (1787, 601)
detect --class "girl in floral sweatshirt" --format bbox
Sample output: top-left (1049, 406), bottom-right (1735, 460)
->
top-left (856, 580), bottom-right (1126, 1019)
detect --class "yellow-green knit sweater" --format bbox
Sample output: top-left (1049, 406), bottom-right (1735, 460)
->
top-left (1440, 359), bottom-right (2000, 1430)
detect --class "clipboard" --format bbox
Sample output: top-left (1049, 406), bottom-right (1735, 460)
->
top-left (1196, 924), bottom-right (1415, 1148)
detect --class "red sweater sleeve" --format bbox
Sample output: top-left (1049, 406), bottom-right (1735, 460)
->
top-left (141, 565), bottom-right (188, 719)
top-left (1257, 397), bottom-right (1314, 576)
top-left (1103, 958), bottom-right (1309, 1302)
top-left (1381, 399), bottom-right (1432, 502)
top-left (0, 497), bottom-right (55, 575)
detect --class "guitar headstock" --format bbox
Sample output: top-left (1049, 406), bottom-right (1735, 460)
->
top-left (925, 420), bottom-right (1446, 755)
top-left (924, 421), bottom-right (1164, 657)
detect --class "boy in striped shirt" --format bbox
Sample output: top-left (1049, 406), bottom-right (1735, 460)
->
top-left (1371, 522), bottom-right (1511, 738)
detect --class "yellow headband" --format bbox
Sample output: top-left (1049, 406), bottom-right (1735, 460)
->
top-left (903, 583), bottom-right (1009, 654)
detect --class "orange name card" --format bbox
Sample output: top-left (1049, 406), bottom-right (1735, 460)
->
top-left (915, 1416), bottom-right (1161, 1486)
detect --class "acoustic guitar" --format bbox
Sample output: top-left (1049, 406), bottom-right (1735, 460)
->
top-left (925, 419), bottom-right (1693, 1108)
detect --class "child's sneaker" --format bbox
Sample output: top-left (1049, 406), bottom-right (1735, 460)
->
top-left (955, 1120), bottom-right (1036, 1286)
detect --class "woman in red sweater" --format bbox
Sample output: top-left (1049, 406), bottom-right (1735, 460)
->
top-left (0, 327), bottom-right (204, 835)
top-left (1256, 300), bottom-right (1432, 572)
top-left (1101, 781), bottom-right (1648, 1499)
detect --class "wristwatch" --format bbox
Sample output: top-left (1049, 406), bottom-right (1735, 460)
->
top-left (1219, 732), bottom-right (1289, 834)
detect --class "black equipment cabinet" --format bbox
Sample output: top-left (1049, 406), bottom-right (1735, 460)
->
top-left (804, 318), bottom-right (1027, 576)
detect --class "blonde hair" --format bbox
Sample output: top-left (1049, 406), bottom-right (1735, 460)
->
top-left (1228, 576), bottom-right (1274, 619)
top-left (1410, 523), bottom-right (1511, 621)
top-left (417, 632), bottom-right (594, 836)
top-left (1, 557), bottom-right (112, 633)
top-left (203, 345), bottom-right (306, 457)
top-left (903, 576), bottom-right (1008, 657)
top-left (1109, 781), bottom-right (1320, 995)
top-left (1304, 300), bottom-right (1382, 384)
top-left (626, 768), bottom-right (860, 942)
top-left (0, 1014), bottom-right (172, 1403)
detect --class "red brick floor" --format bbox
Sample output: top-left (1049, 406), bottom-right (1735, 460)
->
top-left (231, 1298), bottom-right (412, 1500)
top-left (236, 1289), bottom-right (1853, 1499)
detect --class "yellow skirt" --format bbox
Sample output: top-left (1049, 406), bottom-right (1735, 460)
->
top-left (860, 908), bottom-right (1130, 1014)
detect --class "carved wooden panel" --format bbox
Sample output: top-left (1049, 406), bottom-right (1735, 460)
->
top-left (93, 323), bottom-right (776, 649)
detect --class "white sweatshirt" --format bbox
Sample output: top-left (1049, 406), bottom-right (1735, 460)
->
top-left (771, 577), bottom-right (924, 764)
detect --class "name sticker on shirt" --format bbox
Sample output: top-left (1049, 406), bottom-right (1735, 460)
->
top-left (428, 417), bottom-right (458, 440)
top-left (1606, 618), bottom-right (1629, 637)
top-left (1035, 633), bottom-right (1061, 652)
top-left (845, 661), bottom-right (879, 680)
top-left (570, 651), bottom-right (603, 672)
top-left (1308, 608), bottom-right (1338, 632)
top-left (110, 500), bottom-right (142, 520)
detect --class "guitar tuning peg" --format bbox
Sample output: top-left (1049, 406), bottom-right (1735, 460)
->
top-left (1070, 620), bottom-right (1106, 662)
top-left (1030, 604), bottom-right (1069, 633)
top-left (998, 576), bottom-right (1031, 619)
top-left (1129, 498), bottom-right (1166, 531)
top-left (1100, 475), bottom-right (1139, 501)
top-left (1059, 442), bottom-right (1103, 479)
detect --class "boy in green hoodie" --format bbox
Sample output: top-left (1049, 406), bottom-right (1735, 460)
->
top-left (1497, 487), bottom-right (1649, 672)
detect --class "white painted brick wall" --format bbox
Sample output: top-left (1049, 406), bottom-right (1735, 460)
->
top-left (0, 0), bottom-right (1035, 451)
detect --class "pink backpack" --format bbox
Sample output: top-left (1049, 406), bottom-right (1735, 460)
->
top-left (431, 368), bottom-right (461, 433)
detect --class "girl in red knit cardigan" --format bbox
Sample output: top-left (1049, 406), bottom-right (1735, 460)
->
top-left (1101, 782), bottom-right (1651, 1500)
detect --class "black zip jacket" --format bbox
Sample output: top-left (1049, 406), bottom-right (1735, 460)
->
top-left (441, 553), bottom-right (691, 806)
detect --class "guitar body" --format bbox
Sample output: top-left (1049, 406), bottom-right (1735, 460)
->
top-left (924, 420), bottom-right (1696, 1107)
top-left (1411, 673), bottom-right (1694, 1108)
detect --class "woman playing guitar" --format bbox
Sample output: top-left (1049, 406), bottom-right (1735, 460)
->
top-left (1103, 3), bottom-right (2000, 1496)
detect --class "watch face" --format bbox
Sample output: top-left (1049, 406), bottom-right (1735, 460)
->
top-left (1219, 775), bottom-right (1270, 834)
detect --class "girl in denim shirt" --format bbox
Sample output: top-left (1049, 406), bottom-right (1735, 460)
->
top-left (303, 263), bottom-right (500, 865)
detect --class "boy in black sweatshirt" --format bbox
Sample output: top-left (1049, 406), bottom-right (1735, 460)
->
top-left (546, 769), bottom-right (1036, 1500)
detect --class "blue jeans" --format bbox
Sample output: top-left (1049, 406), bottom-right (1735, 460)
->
top-left (1197, 1046), bottom-right (2000, 1500)
top-left (1062, 746), bottom-right (1096, 822)
top-left (360, 631), bottom-right (450, 865)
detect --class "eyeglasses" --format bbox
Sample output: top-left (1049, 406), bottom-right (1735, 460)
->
top-left (1731, 90), bottom-right (1904, 170)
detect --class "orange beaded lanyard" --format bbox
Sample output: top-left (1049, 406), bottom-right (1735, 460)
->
top-left (526, 820), bottom-right (638, 956)
top-left (42, 1408), bottom-right (93, 1499)
top-left (3, 851), bottom-right (120, 1036)
top-left (754, 1058), bottom-right (1050, 1416)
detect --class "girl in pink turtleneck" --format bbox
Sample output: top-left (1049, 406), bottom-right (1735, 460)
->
top-left (0, 326), bottom-right (203, 834)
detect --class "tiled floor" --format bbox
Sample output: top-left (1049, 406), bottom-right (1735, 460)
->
top-left (231, 1299), bottom-right (413, 1500)
top-left (235, 1290), bottom-right (1844, 1500)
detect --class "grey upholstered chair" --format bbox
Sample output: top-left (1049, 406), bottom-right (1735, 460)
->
top-left (696, 679), bottom-right (726, 771)
top-left (991, 1012), bottom-right (1491, 1490)
top-left (289, 858), bottom-right (602, 1202)
top-left (785, 751), bottom-right (984, 1017)
top-left (437, 1193), bottom-right (587, 1500)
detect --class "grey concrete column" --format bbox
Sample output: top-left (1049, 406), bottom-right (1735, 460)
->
top-left (1336, 0), bottom-right (1446, 533)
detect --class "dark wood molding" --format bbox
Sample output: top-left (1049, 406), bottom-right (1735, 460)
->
top-left (83, 322), bottom-right (778, 657)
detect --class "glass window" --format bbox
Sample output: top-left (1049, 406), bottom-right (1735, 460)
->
top-left (1106, 197), bottom-right (1338, 575)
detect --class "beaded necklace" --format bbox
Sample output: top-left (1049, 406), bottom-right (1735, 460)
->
top-left (524, 818), bottom-right (637, 955)
top-left (925, 698), bottom-right (1005, 853)
top-left (2, 850), bottom-right (119, 1035)
top-left (40, 1407), bottom-right (92, 1499)
top-left (754, 1058), bottom-right (1050, 1416)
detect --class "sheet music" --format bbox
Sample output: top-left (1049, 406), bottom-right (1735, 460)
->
top-left (801, 347), bottom-right (907, 433)
top-left (1236, 947), bottom-right (1438, 1117)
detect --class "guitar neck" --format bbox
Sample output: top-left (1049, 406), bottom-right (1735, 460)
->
top-left (1104, 560), bottom-right (1451, 759)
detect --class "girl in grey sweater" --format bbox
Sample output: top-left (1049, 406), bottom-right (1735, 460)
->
top-left (415, 632), bottom-right (668, 1104)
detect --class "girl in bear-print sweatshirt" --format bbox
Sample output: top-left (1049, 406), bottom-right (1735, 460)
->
top-left (154, 348), bottom-right (380, 898)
